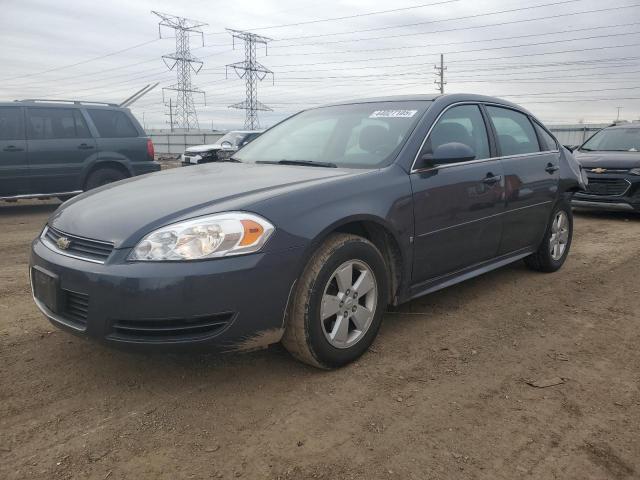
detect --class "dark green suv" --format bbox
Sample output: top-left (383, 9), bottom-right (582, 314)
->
top-left (0, 100), bottom-right (160, 200)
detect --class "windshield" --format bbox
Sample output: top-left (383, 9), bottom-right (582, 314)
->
top-left (218, 132), bottom-right (248, 147)
top-left (233, 101), bottom-right (431, 168)
top-left (581, 127), bottom-right (640, 152)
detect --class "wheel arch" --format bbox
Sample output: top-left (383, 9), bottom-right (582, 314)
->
top-left (81, 160), bottom-right (133, 189)
top-left (304, 215), bottom-right (407, 306)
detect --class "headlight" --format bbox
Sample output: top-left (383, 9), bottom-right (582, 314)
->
top-left (630, 168), bottom-right (640, 176)
top-left (129, 212), bottom-right (274, 261)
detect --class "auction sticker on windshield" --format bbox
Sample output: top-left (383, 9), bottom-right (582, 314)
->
top-left (369, 110), bottom-right (418, 118)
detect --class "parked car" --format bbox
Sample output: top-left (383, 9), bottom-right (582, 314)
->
top-left (571, 123), bottom-right (640, 212)
top-left (30, 94), bottom-right (585, 369)
top-left (0, 100), bottom-right (160, 201)
top-left (181, 130), bottom-right (262, 165)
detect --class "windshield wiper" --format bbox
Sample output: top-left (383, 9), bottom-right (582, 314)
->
top-left (256, 159), bottom-right (338, 168)
top-left (222, 157), bottom-right (242, 162)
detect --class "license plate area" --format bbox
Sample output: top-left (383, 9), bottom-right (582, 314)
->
top-left (32, 266), bottom-right (61, 313)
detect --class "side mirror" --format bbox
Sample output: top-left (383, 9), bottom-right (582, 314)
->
top-left (416, 142), bottom-right (476, 169)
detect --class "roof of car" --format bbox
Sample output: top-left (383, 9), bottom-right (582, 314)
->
top-left (605, 122), bottom-right (640, 129)
top-left (315, 93), bottom-right (526, 111)
top-left (0, 99), bottom-right (123, 109)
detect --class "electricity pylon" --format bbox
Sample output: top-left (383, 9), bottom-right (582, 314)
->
top-left (226, 29), bottom-right (274, 130)
top-left (152, 11), bottom-right (207, 130)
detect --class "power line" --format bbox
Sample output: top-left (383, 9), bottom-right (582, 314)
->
top-left (269, 0), bottom-right (592, 44)
top-left (265, 31), bottom-right (640, 69)
top-left (205, 0), bottom-right (460, 36)
top-left (268, 20), bottom-right (640, 57)
top-left (0, 39), bottom-right (161, 82)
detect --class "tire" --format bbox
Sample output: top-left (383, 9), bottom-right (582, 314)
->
top-left (85, 167), bottom-right (128, 190)
top-left (282, 233), bottom-right (389, 369)
top-left (524, 199), bottom-right (573, 273)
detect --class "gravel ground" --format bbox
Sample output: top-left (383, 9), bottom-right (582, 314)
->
top-left (1, 200), bottom-right (639, 480)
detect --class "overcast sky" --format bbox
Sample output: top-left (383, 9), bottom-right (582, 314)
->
top-left (1, 0), bottom-right (639, 130)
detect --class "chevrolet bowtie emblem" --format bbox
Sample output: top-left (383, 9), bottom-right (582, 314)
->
top-left (56, 236), bottom-right (71, 250)
top-left (590, 168), bottom-right (607, 174)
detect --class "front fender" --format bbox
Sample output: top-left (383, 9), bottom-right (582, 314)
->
top-left (247, 165), bottom-right (415, 295)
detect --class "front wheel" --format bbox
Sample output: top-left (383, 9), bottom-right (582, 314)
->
top-left (282, 233), bottom-right (389, 369)
top-left (525, 200), bottom-right (573, 272)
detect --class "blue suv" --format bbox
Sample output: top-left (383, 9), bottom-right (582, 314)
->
top-left (0, 100), bottom-right (160, 201)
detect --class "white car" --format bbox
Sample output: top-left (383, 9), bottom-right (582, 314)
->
top-left (181, 130), bottom-right (262, 165)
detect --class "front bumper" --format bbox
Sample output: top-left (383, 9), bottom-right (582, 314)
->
top-left (572, 174), bottom-right (640, 212)
top-left (29, 238), bottom-right (304, 352)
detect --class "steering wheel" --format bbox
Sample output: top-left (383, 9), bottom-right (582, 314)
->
top-left (221, 141), bottom-right (233, 149)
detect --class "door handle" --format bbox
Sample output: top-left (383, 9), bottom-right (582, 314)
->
top-left (3, 145), bottom-right (24, 152)
top-left (78, 143), bottom-right (94, 150)
top-left (483, 174), bottom-right (502, 185)
top-left (545, 163), bottom-right (559, 174)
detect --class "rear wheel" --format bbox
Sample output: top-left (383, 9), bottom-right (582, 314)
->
top-left (525, 200), bottom-right (573, 272)
top-left (85, 167), bottom-right (128, 190)
top-left (282, 233), bottom-right (389, 369)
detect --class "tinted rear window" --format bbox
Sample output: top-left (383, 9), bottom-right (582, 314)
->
top-left (88, 109), bottom-right (138, 138)
top-left (0, 107), bottom-right (24, 140)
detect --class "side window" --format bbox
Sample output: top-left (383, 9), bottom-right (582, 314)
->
top-left (27, 108), bottom-right (86, 140)
top-left (486, 106), bottom-right (540, 156)
top-left (533, 122), bottom-right (558, 151)
top-left (87, 109), bottom-right (138, 138)
top-left (0, 107), bottom-right (24, 140)
top-left (423, 104), bottom-right (490, 161)
top-left (73, 110), bottom-right (91, 138)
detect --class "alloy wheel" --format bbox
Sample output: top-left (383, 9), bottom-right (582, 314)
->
top-left (549, 210), bottom-right (570, 261)
top-left (320, 260), bottom-right (378, 349)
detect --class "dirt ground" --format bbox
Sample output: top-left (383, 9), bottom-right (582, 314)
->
top-left (1, 200), bottom-right (639, 480)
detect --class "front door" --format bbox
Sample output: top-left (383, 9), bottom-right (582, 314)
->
top-left (0, 106), bottom-right (28, 197)
top-left (410, 104), bottom-right (504, 285)
top-left (26, 107), bottom-right (97, 194)
top-left (484, 106), bottom-right (559, 254)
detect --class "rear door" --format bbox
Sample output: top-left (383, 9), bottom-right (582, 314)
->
top-left (86, 108), bottom-right (145, 165)
top-left (484, 105), bottom-right (560, 254)
top-left (26, 107), bottom-right (97, 194)
top-left (0, 106), bottom-right (28, 197)
top-left (410, 103), bottom-right (505, 285)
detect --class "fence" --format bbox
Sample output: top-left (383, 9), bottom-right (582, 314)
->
top-left (547, 124), bottom-right (608, 147)
top-left (148, 124), bottom-right (611, 156)
top-left (147, 129), bottom-right (224, 155)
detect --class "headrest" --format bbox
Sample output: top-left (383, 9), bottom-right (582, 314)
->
top-left (359, 125), bottom-right (394, 153)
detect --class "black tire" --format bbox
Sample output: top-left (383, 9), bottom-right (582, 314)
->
top-left (282, 233), bottom-right (389, 369)
top-left (85, 167), bottom-right (127, 190)
top-left (525, 199), bottom-right (573, 273)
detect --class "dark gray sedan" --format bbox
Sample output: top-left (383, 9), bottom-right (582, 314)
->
top-left (30, 94), bottom-right (586, 368)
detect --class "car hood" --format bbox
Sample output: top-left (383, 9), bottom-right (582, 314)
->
top-left (184, 143), bottom-right (233, 153)
top-left (49, 163), bottom-right (361, 248)
top-left (573, 150), bottom-right (640, 169)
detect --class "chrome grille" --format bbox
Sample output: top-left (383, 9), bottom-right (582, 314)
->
top-left (585, 177), bottom-right (631, 196)
top-left (43, 226), bottom-right (114, 263)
